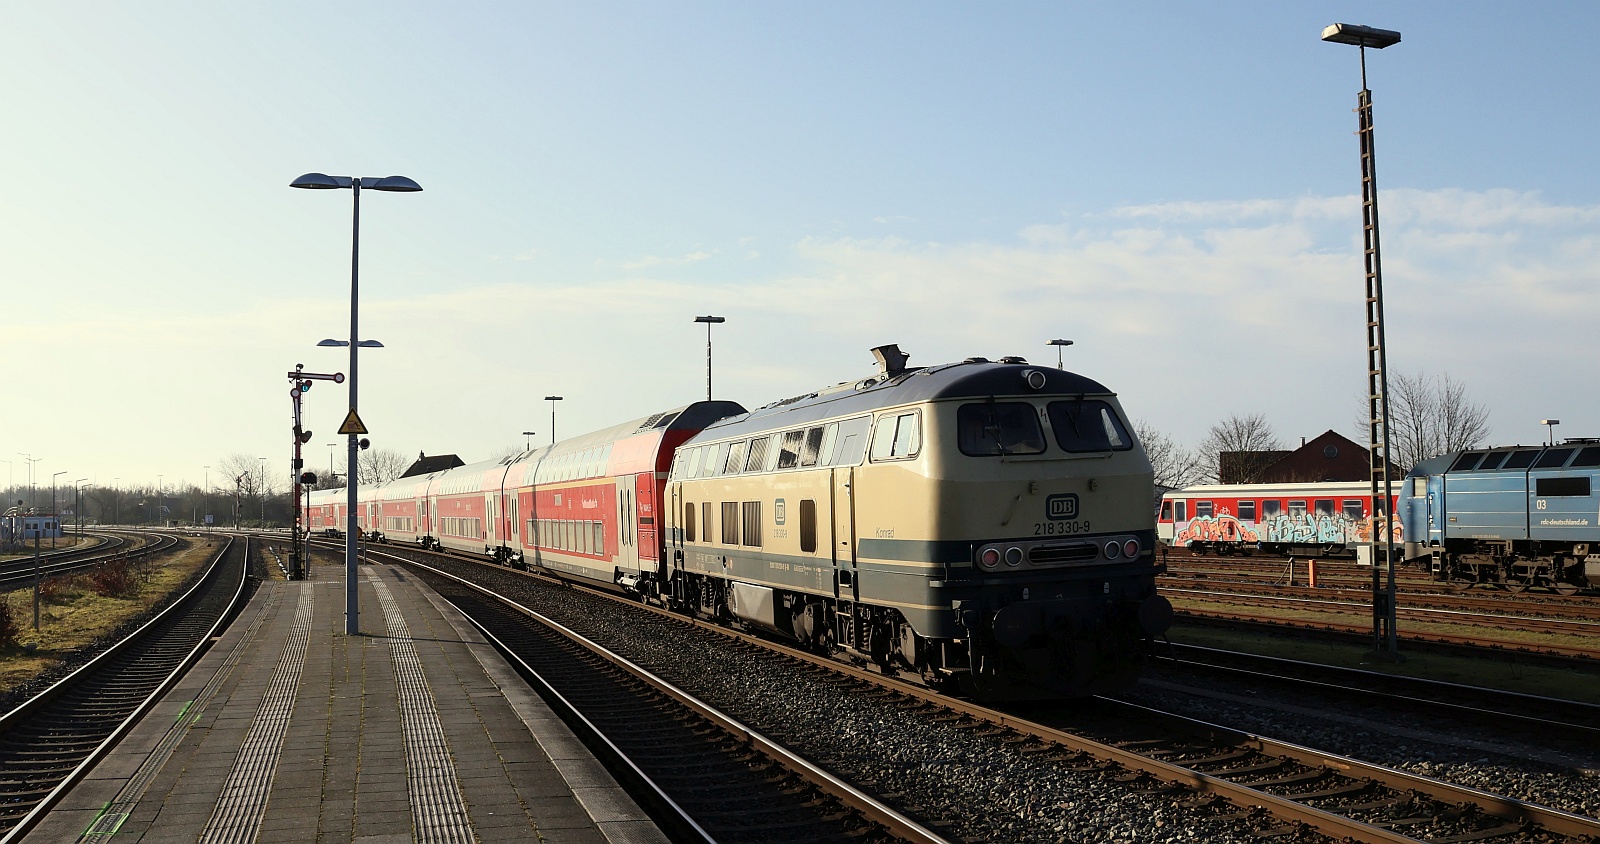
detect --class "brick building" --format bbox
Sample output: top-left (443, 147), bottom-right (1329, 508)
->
top-left (1220, 430), bottom-right (1396, 484)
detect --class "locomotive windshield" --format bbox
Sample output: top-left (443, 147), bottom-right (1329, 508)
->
top-left (1047, 399), bottom-right (1133, 452)
top-left (957, 402), bottom-right (1046, 456)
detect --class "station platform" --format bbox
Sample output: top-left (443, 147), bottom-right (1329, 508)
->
top-left (25, 557), bottom-right (667, 843)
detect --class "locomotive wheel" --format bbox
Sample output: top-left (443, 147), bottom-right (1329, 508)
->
top-left (1448, 579), bottom-right (1474, 593)
top-left (1504, 579), bottom-right (1530, 594)
top-left (1553, 582), bottom-right (1582, 596)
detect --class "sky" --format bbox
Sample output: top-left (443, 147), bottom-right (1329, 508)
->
top-left (3, 2), bottom-right (1598, 494)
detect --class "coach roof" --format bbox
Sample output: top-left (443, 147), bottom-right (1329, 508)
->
top-left (697, 357), bottom-right (1113, 441)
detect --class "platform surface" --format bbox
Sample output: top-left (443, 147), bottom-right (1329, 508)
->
top-left (24, 555), bottom-right (666, 843)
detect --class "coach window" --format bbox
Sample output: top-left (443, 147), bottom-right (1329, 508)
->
top-left (1534, 448), bottom-right (1575, 469)
top-left (684, 503), bottom-right (696, 542)
top-left (1159, 501), bottom-right (1172, 520)
top-left (1572, 447), bottom-right (1600, 468)
top-left (1262, 500), bottom-right (1282, 518)
top-left (594, 523), bottom-right (605, 555)
top-left (721, 502), bottom-right (740, 544)
top-left (1288, 500), bottom-right (1307, 518)
top-left (799, 500), bottom-right (817, 553)
top-left (1238, 500), bottom-right (1255, 521)
top-left (1046, 399), bottom-right (1133, 452)
top-left (1342, 500), bottom-right (1363, 520)
top-left (1314, 499), bottom-right (1334, 516)
top-left (1194, 501), bottom-right (1213, 518)
top-left (958, 402), bottom-right (1046, 456)
top-left (742, 501), bottom-right (762, 547)
top-left (1174, 501), bottom-right (1185, 522)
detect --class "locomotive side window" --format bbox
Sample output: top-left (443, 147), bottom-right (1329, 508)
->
top-left (830, 417), bottom-right (872, 466)
top-left (1194, 501), bottom-right (1213, 518)
top-left (817, 423), bottom-right (839, 466)
top-left (1411, 477), bottom-right (1427, 497)
top-left (1046, 399), bottom-right (1133, 452)
top-left (1449, 451), bottom-right (1485, 471)
top-left (684, 503), bottom-right (696, 542)
top-left (1503, 450), bottom-right (1540, 470)
top-left (957, 402), bottom-right (1046, 456)
top-left (1534, 448), bottom-right (1575, 469)
top-left (799, 499), bottom-right (817, 553)
top-left (701, 502), bottom-right (712, 545)
top-left (1479, 451), bottom-right (1511, 470)
top-left (724, 440), bottom-right (749, 475)
top-left (1573, 447), bottom-right (1600, 468)
top-left (801, 426), bottom-right (827, 466)
top-left (742, 502), bottom-right (762, 547)
top-left (1238, 500), bottom-right (1256, 521)
top-left (745, 435), bottom-right (773, 473)
top-left (1343, 499), bottom-right (1364, 519)
top-left (870, 412), bottom-right (921, 462)
top-left (721, 502), bottom-right (740, 544)
top-left (1536, 477), bottom-right (1591, 497)
top-left (777, 431), bottom-right (805, 469)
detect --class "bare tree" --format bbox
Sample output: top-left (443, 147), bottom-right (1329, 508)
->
top-left (1134, 420), bottom-right (1204, 494)
top-left (356, 448), bottom-right (410, 485)
top-left (1372, 370), bottom-right (1491, 472)
top-left (1199, 412), bottom-right (1283, 483)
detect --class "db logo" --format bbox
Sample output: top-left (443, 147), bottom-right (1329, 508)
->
top-left (1045, 494), bottom-right (1080, 520)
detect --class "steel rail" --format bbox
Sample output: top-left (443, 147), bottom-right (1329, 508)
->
top-left (1177, 606), bottom-right (1600, 660)
top-left (0, 536), bottom-right (250, 843)
top-left (1166, 586), bottom-right (1600, 634)
top-left (384, 550), bottom-right (953, 844)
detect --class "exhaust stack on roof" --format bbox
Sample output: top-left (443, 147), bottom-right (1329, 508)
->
top-left (871, 344), bottom-right (910, 377)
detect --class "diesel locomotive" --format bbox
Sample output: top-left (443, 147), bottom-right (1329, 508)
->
top-left (309, 345), bottom-right (1171, 698)
top-left (1402, 440), bottom-right (1600, 594)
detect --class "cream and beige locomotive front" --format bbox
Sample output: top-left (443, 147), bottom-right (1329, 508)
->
top-left (664, 347), bottom-right (1171, 699)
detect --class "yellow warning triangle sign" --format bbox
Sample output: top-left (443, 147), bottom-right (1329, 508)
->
top-left (337, 408), bottom-right (369, 435)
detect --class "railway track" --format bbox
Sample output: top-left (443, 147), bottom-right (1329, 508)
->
top-left (1168, 586), bottom-right (1600, 640)
top-left (347, 540), bottom-right (1600, 843)
top-left (0, 532), bottom-right (175, 591)
top-left (0, 536), bottom-right (250, 841)
top-left (1161, 578), bottom-right (1600, 621)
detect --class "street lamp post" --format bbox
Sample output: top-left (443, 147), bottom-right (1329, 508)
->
top-left (522, 431), bottom-right (536, 451)
top-left (292, 171), bottom-right (422, 636)
top-left (693, 315), bottom-right (726, 400)
top-left (51, 471), bottom-right (66, 548)
top-left (545, 397), bottom-right (563, 445)
top-left (1323, 21), bottom-right (1402, 660)
top-left (1047, 339), bottom-right (1073, 370)
top-left (74, 478), bottom-right (87, 537)
top-left (18, 454), bottom-right (39, 510)
top-left (258, 457), bottom-right (267, 523)
top-left (1541, 419), bottom-right (1560, 446)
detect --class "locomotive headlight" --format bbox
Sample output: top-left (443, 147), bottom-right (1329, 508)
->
top-left (981, 548), bottom-right (1001, 568)
top-left (1004, 546), bottom-right (1024, 566)
top-left (1103, 540), bottom-right (1121, 559)
top-left (1023, 369), bottom-right (1047, 391)
top-left (1122, 538), bottom-right (1140, 558)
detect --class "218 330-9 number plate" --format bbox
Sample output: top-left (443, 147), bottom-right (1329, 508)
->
top-left (1035, 519), bottom-right (1091, 536)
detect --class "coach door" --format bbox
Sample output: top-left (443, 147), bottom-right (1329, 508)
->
top-left (616, 477), bottom-right (640, 574)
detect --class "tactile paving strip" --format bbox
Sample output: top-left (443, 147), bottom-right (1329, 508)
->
top-left (76, 585), bottom-right (287, 841)
top-left (370, 575), bottom-right (476, 844)
top-left (196, 585), bottom-right (315, 844)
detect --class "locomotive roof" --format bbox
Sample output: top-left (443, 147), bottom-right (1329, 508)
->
top-left (695, 357), bottom-right (1113, 441)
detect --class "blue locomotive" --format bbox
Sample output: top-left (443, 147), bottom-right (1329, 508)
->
top-left (1401, 440), bottom-right (1600, 594)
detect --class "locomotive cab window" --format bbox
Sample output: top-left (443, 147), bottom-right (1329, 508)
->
top-left (1159, 501), bottom-right (1172, 520)
top-left (870, 412), bottom-right (921, 462)
top-left (1046, 399), bottom-right (1132, 452)
top-left (1534, 448), bottom-right (1575, 469)
top-left (1503, 450), bottom-right (1540, 470)
top-left (1238, 500), bottom-right (1256, 521)
top-left (1450, 451), bottom-right (1485, 471)
top-left (957, 402), bottom-right (1046, 456)
top-left (1573, 447), bottom-right (1600, 468)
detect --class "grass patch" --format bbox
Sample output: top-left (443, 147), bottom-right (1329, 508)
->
top-left (1166, 621), bottom-right (1600, 704)
top-left (0, 539), bottom-right (219, 695)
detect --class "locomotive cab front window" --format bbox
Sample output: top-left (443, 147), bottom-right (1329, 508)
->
top-left (957, 402), bottom-right (1046, 456)
top-left (1046, 399), bottom-right (1133, 452)
top-left (1159, 501), bottom-right (1172, 521)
